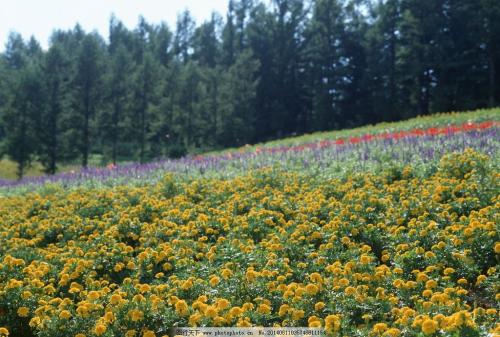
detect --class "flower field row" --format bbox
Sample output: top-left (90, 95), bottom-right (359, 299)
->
top-left (0, 116), bottom-right (498, 195)
top-left (0, 148), bottom-right (498, 336)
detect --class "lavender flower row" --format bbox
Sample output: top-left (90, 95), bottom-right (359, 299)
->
top-left (0, 127), bottom-right (497, 193)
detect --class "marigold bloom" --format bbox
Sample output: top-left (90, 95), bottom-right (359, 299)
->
top-left (324, 314), bottom-right (341, 332)
top-left (421, 319), bottom-right (438, 335)
top-left (110, 293), bottom-right (123, 305)
top-left (17, 306), bottom-right (29, 317)
top-left (129, 309), bottom-right (144, 322)
top-left (314, 302), bottom-right (325, 311)
top-left (257, 304), bottom-right (271, 315)
top-left (175, 300), bottom-right (189, 316)
top-left (59, 310), bottom-right (71, 319)
top-left (306, 283), bottom-right (319, 295)
top-left (94, 324), bottom-right (107, 336)
top-left (209, 276), bottom-right (220, 287)
top-left (143, 330), bottom-right (156, 337)
top-left (372, 323), bottom-right (388, 334)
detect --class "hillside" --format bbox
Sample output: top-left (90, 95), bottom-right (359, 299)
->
top-left (0, 108), bottom-right (498, 195)
top-left (0, 109), bottom-right (498, 337)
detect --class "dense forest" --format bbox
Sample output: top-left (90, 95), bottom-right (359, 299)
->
top-left (0, 0), bottom-right (499, 178)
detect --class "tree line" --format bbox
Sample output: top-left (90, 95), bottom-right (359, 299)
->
top-left (0, 0), bottom-right (499, 178)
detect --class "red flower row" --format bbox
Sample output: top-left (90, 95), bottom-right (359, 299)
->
top-left (256, 121), bottom-right (498, 154)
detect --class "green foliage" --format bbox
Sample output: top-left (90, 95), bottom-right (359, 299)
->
top-left (1, 0), bottom-right (499, 179)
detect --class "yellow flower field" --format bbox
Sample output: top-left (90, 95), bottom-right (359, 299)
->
top-left (0, 150), bottom-right (498, 337)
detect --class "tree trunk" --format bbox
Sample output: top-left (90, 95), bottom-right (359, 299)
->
top-left (112, 101), bottom-right (119, 165)
top-left (488, 48), bottom-right (496, 107)
top-left (49, 93), bottom-right (58, 175)
top-left (388, 18), bottom-right (397, 121)
top-left (82, 90), bottom-right (90, 168)
top-left (140, 107), bottom-right (145, 164)
top-left (139, 95), bottom-right (147, 164)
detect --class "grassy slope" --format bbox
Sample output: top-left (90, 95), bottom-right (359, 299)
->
top-left (1, 108), bottom-right (498, 180)
top-left (204, 108), bottom-right (499, 154)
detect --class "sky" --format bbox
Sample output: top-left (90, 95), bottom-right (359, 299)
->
top-left (0, 0), bottom-right (229, 51)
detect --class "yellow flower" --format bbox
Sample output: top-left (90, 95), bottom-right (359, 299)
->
top-left (382, 328), bottom-right (401, 337)
top-left (476, 275), bottom-right (487, 285)
top-left (216, 298), bottom-right (230, 310)
top-left (372, 323), bottom-right (388, 334)
top-left (0, 327), bottom-right (8, 336)
top-left (257, 304), bottom-right (271, 315)
top-left (308, 316), bottom-right (322, 328)
top-left (345, 286), bottom-right (356, 295)
top-left (87, 291), bottom-right (100, 300)
top-left (189, 313), bottom-right (202, 325)
top-left (125, 330), bottom-right (137, 337)
top-left (306, 283), bottom-right (319, 295)
top-left (494, 242), bottom-right (500, 254)
top-left (221, 268), bottom-right (233, 279)
top-left (237, 317), bottom-right (252, 327)
top-left (29, 316), bottom-right (40, 327)
top-left (139, 284), bottom-right (151, 293)
top-left (205, 306), bottom-right (218, 318)
top-left (94, 324), bottom-right (107, 336)
top-left (338, 278), bottom-right (350, 287)
top-left (21, 291), bottom-right (32, 300)
top-left (59, 310), bottom-right (72, 319)
top-left (421, 319), bottom-right (438, 335)
top-left (181, 279), bottom-right (193, 290)
top-left (114, 262), bottom-right (124, 272)
top-left (229, 307), bottom-right (244, 317)
top-left (425, 280), bottom-right (437, 289)
top-left (443, 268), bottom-right (455, 275)
top-left (278, 304), bottom-right (290, 317)
top-left (324, 314), bottom-right (341, 332)
top-left (17, 306), bottom-right (29, 317)
top-left (110, 294), bottom-right (123, 305)
top-left (314, 302), bottom-right (325, 311)
top-left (486, 308), bottom-right (497, 315)
top-left (242, 302), bottom-right (254, 311)
top-left (104, 311), bottom-right (115, 323)
top-left (291, 309), bottom-right (305, 321)
top-left (209, 276), bottom-right (220, 287)
top-left (129, 309), bottom-right (144, 322)
top-left (213, 316), bottom-right (225, 326)
top-left (175, 300), bottom-right (189, 316)
top-left (309, 272), bottom-right (322, 283)
top-left (360, 254), bottom-right (371, 264)
top-left (143, 330), bottom-right (156, 337)
top-left (246, 269), bottom-right (259, 282)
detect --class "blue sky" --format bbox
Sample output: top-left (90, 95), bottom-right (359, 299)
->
top-left (0, 0), bottom-right (229, 51)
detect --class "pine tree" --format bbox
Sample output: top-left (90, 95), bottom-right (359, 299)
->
top-left (133, 51), bottom-right (159, 163)
top-left (305, 0), bottom-right (345, 130)
top-left (173, 10), bottom-right (196, 64)
top-left (73, 33), bottom-right (105, 168)
top-left (219, 50), bottom-right (259, 146)
top-left (101, 44), bottom-right (133, 164)
top-left (37, 43), bottom-right (68, 174)
top-left (2, 63), bottom-right (45, 178)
